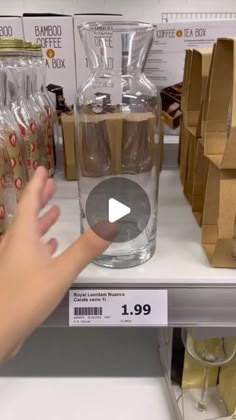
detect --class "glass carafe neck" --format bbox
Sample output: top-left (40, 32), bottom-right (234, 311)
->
top-left (79, 21), bottom-right (155, 75)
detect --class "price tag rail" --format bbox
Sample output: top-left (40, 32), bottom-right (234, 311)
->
top-left (45, 170), bottom-right (236, 327)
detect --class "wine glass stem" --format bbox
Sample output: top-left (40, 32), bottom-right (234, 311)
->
top-left (197, 367), bottom-right (209, 411)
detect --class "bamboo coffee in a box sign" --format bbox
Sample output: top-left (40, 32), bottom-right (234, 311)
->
top-left (73, 14), bottom-right (122, 90)
top-left (23, 14), bottom-right (76, 105)
top-left (145, 20), bottom-right (236, 135)
top-left (0, 16), bottom-right (23, 38)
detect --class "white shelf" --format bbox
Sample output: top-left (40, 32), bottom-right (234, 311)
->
top-left (0, 376), bottom-right (176, 420)
top-left (45, 169), bottom-right (236, 326)
top-left (50, 169), bottom-right (236, 286)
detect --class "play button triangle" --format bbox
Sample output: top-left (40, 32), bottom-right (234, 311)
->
top-left (108, 198), bottom-right (131, 223)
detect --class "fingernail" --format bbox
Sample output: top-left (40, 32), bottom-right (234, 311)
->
top-left (93, 220), bottom-right (119, 242)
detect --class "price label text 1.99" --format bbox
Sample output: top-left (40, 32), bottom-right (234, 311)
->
top-left (121, 304), bottom-right (151, 316)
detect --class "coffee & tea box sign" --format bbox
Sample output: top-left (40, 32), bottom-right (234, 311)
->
top-left (23, 14), bottom-right (76, 105)
top-left (0, 16), bottom-right (23, 38)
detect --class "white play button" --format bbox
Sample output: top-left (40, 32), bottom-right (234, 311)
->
top-left (108, 198), bottom-right (131, 223)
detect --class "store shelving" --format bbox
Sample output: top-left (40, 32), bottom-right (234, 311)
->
top-left (0, 328), bottom-right (180, 420)
top-left (0, 377), bottom-right (178, 420)
top-left (44, 168), bottom-right (236, 327)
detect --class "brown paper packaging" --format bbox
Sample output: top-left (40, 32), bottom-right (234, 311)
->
top-left (78, 111), bottom-right (158, 177)
top-left (180, 48), bottom-right (212, 195)
top-left (182, 48), bottom-right (212, 205)
top-left (61, 113), bottom-right (77, 180)
top-left (61, 111), bottom-right (161, 180)
top-left (181, 49), bottom-right (192, 114)
top-left (202, 38), bottom-right (236, 169)
top-left (192, 140), bottom-right (209, 226)
top-left (202, 162), bottom-right (236, 268)
top-left (180, 50), bottom-right (193, 184)
top-left (185, 48), bottom-right (212, 129)
top-left (182, 351), bottom-right (218, 390)
top-left (219, 357), bottom-right (236, 415)
top-left (183, 126), bottom-right (198, 204)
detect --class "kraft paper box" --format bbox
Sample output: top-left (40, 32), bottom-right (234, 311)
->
top-left (170, 329), bottom-right (218, 389)
top-left (0, 16), bottom-right (23, 38)
top-left (190, 49), bottom-right (214, 224)
top-left (144, 20), bottom-right (236, 136)
top-left (182, 352), bottom-right (218, 390)
top-left (185, 48), bottom-right (212, 131)
top-left (179, 50), bottom-right (193, 185)
top-left (73, 14), bottom-right (122, 90)
top-left (219, 358), bottom-right (236, 415)
top-left (183, 127), bottom-right (198, 204)
top-left (202, 162), bottom-right (236, 268)
top-left (61, 110), bottom-right (160, 180)
top-left (181, 49), bottom-right (192, 114)
top-left (61, 113), bottom-right (76, 180)
top-left (192, 140), bottom-right (209, 226)
top-left (183, 332), bottom-right (236, 390)
top-left (78, 111), bottom-right (156, 177)
top-left (182, 49), bottom-right (212, 205)
top-left (23, 14), bottom-right (76, 105)
top-left (202, 38), bottom-right (236, 169)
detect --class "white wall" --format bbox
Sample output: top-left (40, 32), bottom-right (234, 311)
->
top-left (1, 0), bottom-right (236, 23)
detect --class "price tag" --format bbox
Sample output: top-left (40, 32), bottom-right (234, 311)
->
top-left (69, 289), bottom-right (168, 326)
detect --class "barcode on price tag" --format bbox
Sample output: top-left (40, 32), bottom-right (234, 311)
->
top-left (69, 289), bottom-right (168, 326)
top-left (74, 307), bottom-right (103, 316)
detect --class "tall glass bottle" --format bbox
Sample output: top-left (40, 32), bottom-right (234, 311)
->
top-left (21, 41), bottom-right (48, 169)
top-left (29, 43), bottom-right (57, 177)
top-left (0, 38), bottom-right (41, 179)
top-left (76, 22), bottom-right (161, 268)
top-left (0, 68), bottom-right (17, 238)
top-left (0, 40), bottom-right (27, 200)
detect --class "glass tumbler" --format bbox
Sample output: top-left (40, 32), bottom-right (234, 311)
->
top-left (75, 21), bottom-right (161, 268)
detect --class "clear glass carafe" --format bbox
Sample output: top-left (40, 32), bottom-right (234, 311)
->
top-left (0, 68), bottom-right (17, 238)
top-left (29, 43), bottom-right (57, 177)
top-left (20, 42), bottom-right (48, 170)
top-left (76, 21), bottom-right (161, 268)
top-left (0, 39), bottom-right (41, 179)
top-left (0, 43), bottom-right (27, 201)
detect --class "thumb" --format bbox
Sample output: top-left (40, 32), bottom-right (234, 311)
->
top-left (50, 221), bottom-right (118, 286)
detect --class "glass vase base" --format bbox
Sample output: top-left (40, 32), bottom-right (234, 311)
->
top-left (93, 240), bottom-right (156, 269)
top-left (196, 401), bottom-right (207, 412)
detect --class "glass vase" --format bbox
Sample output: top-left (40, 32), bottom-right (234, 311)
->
top-left (76, 21), bottom-right (161, 268)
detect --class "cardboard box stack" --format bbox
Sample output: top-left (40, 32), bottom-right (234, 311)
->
top-left (181, 38), bottom-right (236, 268)
top-left (180, 47), bottom-right (212, 224)
top-left (201, 38), bottom-right (236, 268)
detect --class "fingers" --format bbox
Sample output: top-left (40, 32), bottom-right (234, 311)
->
top-left (41, 178), bottom-right (57, 209)
top-left (39, 205), bottom-right (60, 236)
top-left (17, 167), bottom-right (49, 221)
top-left (50, 221), bottom-right (118, 286)
top-left (45, 238), bottom-right (58, 256)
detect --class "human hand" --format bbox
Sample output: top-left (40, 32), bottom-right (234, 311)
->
top-left (0, 167), bottom-right (117, 366)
